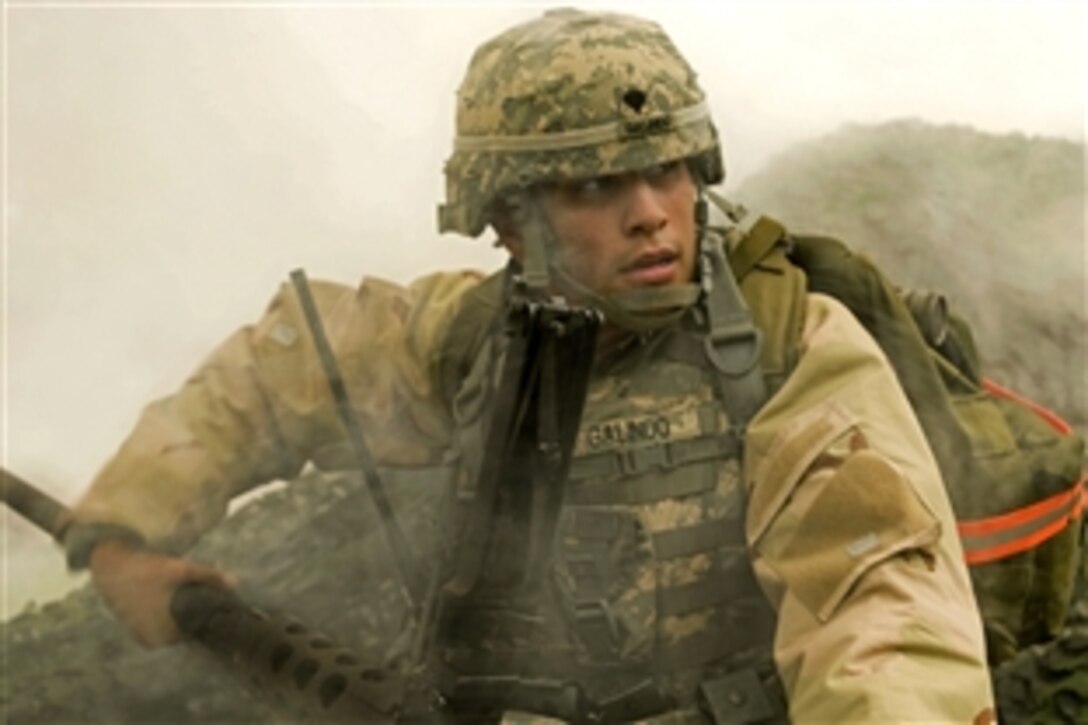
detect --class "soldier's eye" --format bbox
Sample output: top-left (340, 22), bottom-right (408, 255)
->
top-left (561, 175), bottom-right (620, 201)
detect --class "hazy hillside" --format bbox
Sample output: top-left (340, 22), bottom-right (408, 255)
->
top-left (736, 119), bottom-right (1085, 429)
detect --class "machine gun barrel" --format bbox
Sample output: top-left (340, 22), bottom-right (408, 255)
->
top-left (1, 467), bottom-right (68, 541)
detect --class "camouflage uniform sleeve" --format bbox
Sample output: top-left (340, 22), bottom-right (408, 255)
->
top-left (744, 293), bottom-right (995, 722)
top-left (63, 270), bottom-right (484, 562)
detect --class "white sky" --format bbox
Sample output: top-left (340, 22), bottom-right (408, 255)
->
top-left (2, 1), bottom-right (1086, 614)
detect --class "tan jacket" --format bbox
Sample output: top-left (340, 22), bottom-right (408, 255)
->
top-left (68, 271), bottom-right (994, 722)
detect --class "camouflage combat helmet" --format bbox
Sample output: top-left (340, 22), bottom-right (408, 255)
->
top-left (438, 8), bottom-right (723, 238)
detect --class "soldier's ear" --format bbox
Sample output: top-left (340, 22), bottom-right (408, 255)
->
top-left (489, 207), bottom-right (525, 263)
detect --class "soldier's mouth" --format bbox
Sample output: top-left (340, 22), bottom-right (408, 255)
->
top-left (623, 249), bottom-right (679, 285)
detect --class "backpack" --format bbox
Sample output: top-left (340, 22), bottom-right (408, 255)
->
top-left (729, 208), bottom-right (1086, 665)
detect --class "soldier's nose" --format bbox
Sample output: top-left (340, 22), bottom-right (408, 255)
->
top-left (623, 180), bottom-right (668, 237)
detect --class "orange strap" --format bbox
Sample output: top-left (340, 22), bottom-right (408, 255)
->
top-left (956, 378), bottom-right (1085, 566)
top-left (958, 479), bottom-right (1084, 565)
top-left (982, 378), bottom-right (1073, 435)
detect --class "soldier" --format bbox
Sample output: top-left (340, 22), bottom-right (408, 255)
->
top-left (62, 9), bottom-right (996, 723)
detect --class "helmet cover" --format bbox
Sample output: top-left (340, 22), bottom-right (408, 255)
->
top-left (439, 8), bottom-right (724, 237)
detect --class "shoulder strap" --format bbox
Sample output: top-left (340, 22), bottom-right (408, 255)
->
top-left (704, 192), bottom-right (808, 398)
top-left (735, 229), bottom-right (807, 395)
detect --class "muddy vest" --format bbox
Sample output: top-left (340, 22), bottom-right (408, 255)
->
top-left (430, 232), bottom-right (804, 722)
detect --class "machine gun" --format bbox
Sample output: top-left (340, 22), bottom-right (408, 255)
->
top-left (1, 466), bottom-right (431, 722)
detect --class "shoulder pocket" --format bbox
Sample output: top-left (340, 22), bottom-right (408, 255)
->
top-left (750, 411), bottom-right (941, 622)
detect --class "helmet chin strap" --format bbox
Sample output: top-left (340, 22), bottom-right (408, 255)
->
top-left (507, 187), bottom-right (767, 429)
top-left (507, 192), bottom-right (701, 334)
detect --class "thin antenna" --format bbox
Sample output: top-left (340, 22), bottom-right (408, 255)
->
top-left (289, 269), bottom-right (425, 615)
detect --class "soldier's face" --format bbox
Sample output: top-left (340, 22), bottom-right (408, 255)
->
top-left (539, 161), bottom-right (699, 299)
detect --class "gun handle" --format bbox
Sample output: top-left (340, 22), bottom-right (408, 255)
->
top-left (170, 582), bottom-right (410, 721)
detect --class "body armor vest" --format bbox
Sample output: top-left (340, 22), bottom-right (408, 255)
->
top-left (427, 203), bottom-right (804, 721)
top-left (435, 318), bottom-right (784, 722)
